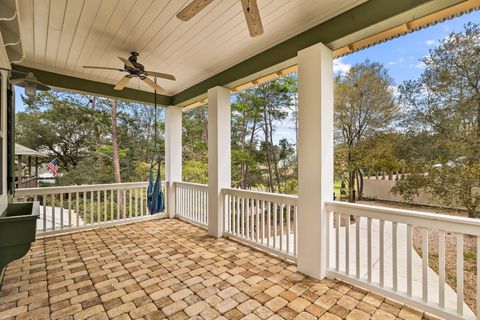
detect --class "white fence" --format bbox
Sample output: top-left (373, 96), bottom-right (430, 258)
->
top-left (326, 201), bottom-right (478, 320)
top-left (175, 182), bottom-right (208, 227)
top-left (15, 182), bottom-right (167, 235)
top-left (223, 188), bottom-right (298, 261)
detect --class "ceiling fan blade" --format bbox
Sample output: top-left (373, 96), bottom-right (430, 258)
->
top-left (83, 66), bottom-right (124, 71)
top-left (241, 0), bottom-right (263, 37)
top-left (118, 56), bottom-right (135, 69)
top-left (142, 77), bottom-right (165, 92)
top-left (176, 0), bottom-right (214, 21)
top-left (145, 71), bottom-right (176, 81)
top-left (114, 76), bottom-right (131, 91)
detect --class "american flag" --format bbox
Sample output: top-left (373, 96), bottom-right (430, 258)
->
top-left (48, 159), bottom-right (58, 176)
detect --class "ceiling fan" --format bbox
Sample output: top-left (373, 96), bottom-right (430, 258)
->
top-left (177, 0), bottom-right (263, 37)
top-left (83, 52), bottom-right (176, 92)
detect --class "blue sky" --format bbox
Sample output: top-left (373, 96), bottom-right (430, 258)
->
top-left (15, 10), bottom-right (479, 140)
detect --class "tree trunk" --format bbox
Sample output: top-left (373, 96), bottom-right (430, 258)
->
top-left (347, 147), bottom-right (355, 203)
top-left (262, 106), bottom-right (274, 193)
top-left (91, 97), bottom-right (104, 175)
top-left (357, 170), bottom-right (364, 200)
top-left (111, 100), bottom-right (121, 184)
top-left (268, 109), bottom-right (282, 193)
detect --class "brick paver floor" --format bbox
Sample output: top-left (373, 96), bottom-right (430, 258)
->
top-left (0, 219), bottom-right (436, 319)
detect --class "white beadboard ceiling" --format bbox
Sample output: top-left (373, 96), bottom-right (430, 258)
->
top-left (16, 0), bottom-right (366, 95)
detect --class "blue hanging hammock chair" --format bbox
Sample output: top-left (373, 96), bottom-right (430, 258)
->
top-left (147, 79), bottom-right (165, 215)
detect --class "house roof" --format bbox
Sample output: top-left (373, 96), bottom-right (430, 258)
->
top-left (15, 143), bottom-right (48, 158)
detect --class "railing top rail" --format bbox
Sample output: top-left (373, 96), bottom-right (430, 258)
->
top-left (326, 200), bottom-right (480, 236)
top-left (223, 187), bottom-right (298, 205)
top-left (14, 181), bottom-right (165, 196)
top-left (175, 181), bottom-right (208, 189)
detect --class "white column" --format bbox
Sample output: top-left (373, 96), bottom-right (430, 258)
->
top-left (207, 86), bottom-right (231, 238)
top-left (1, 70), bottom-right (8, 201)
top-left (165, 105), bottom-right (182, 219)
top-left (297, 43), bottom-right (334, 279)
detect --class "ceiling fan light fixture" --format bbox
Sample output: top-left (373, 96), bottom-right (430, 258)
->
top-left (24, 80), bottom-right (36, 98)
top-left (10, 72), bottom-right (50, 98)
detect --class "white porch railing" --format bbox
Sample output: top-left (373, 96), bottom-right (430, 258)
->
top-left (175, 181), bottom-right (208, 227)
top-left (15, 182), bottom-right (167, 236)
top-left (223, 188), bottom-right (298, 261)
top-left (326, 201), bottom-right (479, 320)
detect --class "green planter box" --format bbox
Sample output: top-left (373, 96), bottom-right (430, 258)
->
top-left (0, 202), bottom-right (39, 286)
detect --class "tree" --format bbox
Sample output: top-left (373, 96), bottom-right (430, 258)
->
top-left (335, 60), bottom-right (398, 202)
top-left (394, 23), bottom-right (480, 217)
top-left (17, 92), bottom-right (96, 170)
top-left (231, 76), bottom-right (296, 193)
top-left (17, 90), bottom-right (164, 185)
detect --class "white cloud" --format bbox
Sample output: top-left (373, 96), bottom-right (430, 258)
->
top-left (415, 62), bottom-right (426, 69)
top-left (333, 58), bottom-right (351, 75)
top-left (387, 58), bottom-right (405, 66)
top-left (425, 40), bottom-right (435, 46)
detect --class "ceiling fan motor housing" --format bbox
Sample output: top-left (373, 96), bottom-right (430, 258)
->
top-left (126, 52), bottom-right (145, 76)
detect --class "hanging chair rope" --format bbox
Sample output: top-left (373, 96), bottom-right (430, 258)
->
top-left (147, 77), bottom-right (165, 214)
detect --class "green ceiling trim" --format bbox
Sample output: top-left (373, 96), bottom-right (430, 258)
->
top-left (171, 0), bottom-right (435, 105)
top-left (11, 65), bottom-right (173, 106)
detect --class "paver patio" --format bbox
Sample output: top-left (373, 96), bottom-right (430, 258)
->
top-left (0, 218), bottom-right (435, 320)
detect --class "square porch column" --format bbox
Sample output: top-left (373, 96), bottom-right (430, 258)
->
top-left (165, 105), bottom-right (182, 219)
top-left (207, 86), bottom-right (231, 238)
top-left (297, 43), bottom-right (334, 279)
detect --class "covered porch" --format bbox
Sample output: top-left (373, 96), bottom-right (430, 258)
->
top-left (0, 218), bottom-right (424, 320)
top-left (1, 0), bottom-right (480, 319)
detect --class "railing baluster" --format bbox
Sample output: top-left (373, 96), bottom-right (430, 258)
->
top-left (90, 191), bottom-right (94, 223)
top-left (280, 204), bottom-right (284, 252)
top-left (97, 190), bottom-right (101, 222)
top-left (256, 199), bottom-right (260, 242)
top-left (68, 193), bottom-right (72, 227)
top-left (246, 198), bottom-right (250, 239)
top-left (407, 224), bottom-right (413, 296)
top-left (273, 202), bottom-right (277, 250)
top-left (116, 190), bottom-right (120, 220)
top-left (43, 195), bottom-right (47, 231)
top-left (345, 214), bottom-right (350, 275)
top-left (380, 220), bottom-right (385, 287)
top-left (51, 194), bottom-right (56, 230)
top-left (286, 204), bottom-right (291, 254)
top-left (231, 195), bottom-right (234, 233)
top-left (236, 196), bottom-right (240, 235)
top-left (261, 200), bottom-right (265, 245)
top-left (367, 218), bottom-right (372, 282)
top-left (251, 198), bottom-right (255, 240)
top-left (129, 189), bottom-right (132, 218)
top-left (60, 193), bottom-right (64, 229)
top-left (335, 212), bottom-right (340, 272)
top-left (294, 205), bottom-right (298, 257)
top-left (392, 222), bottom-right (398, 291)
top-left (110, 190), bottom-right (114, 221)
top-left (83, 192), bottom-right (87, 225)
top-left (76, 192), bottom-right (79, 227)
top-left (422, 228), bottom-right (429, 302)
top-left (267, 201), bottom-right (271, 247)
top-left (103, 190), bottom-right (107, 222)
top-left (123, 190), bottom-right (126, 219)
top-left (456, 234), bottom-right (464, 316)
top-left (439, 230), bottom-right (445, 307)
top-left (140, 188), bottom-right (144, 216)
top-left (356, 216), bottom-right (360, 279)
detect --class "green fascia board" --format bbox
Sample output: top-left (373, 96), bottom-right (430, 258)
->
top-left (172, 0), bottom-right (436, 105)
top-left (11, 65), bottom-right (172, 106)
